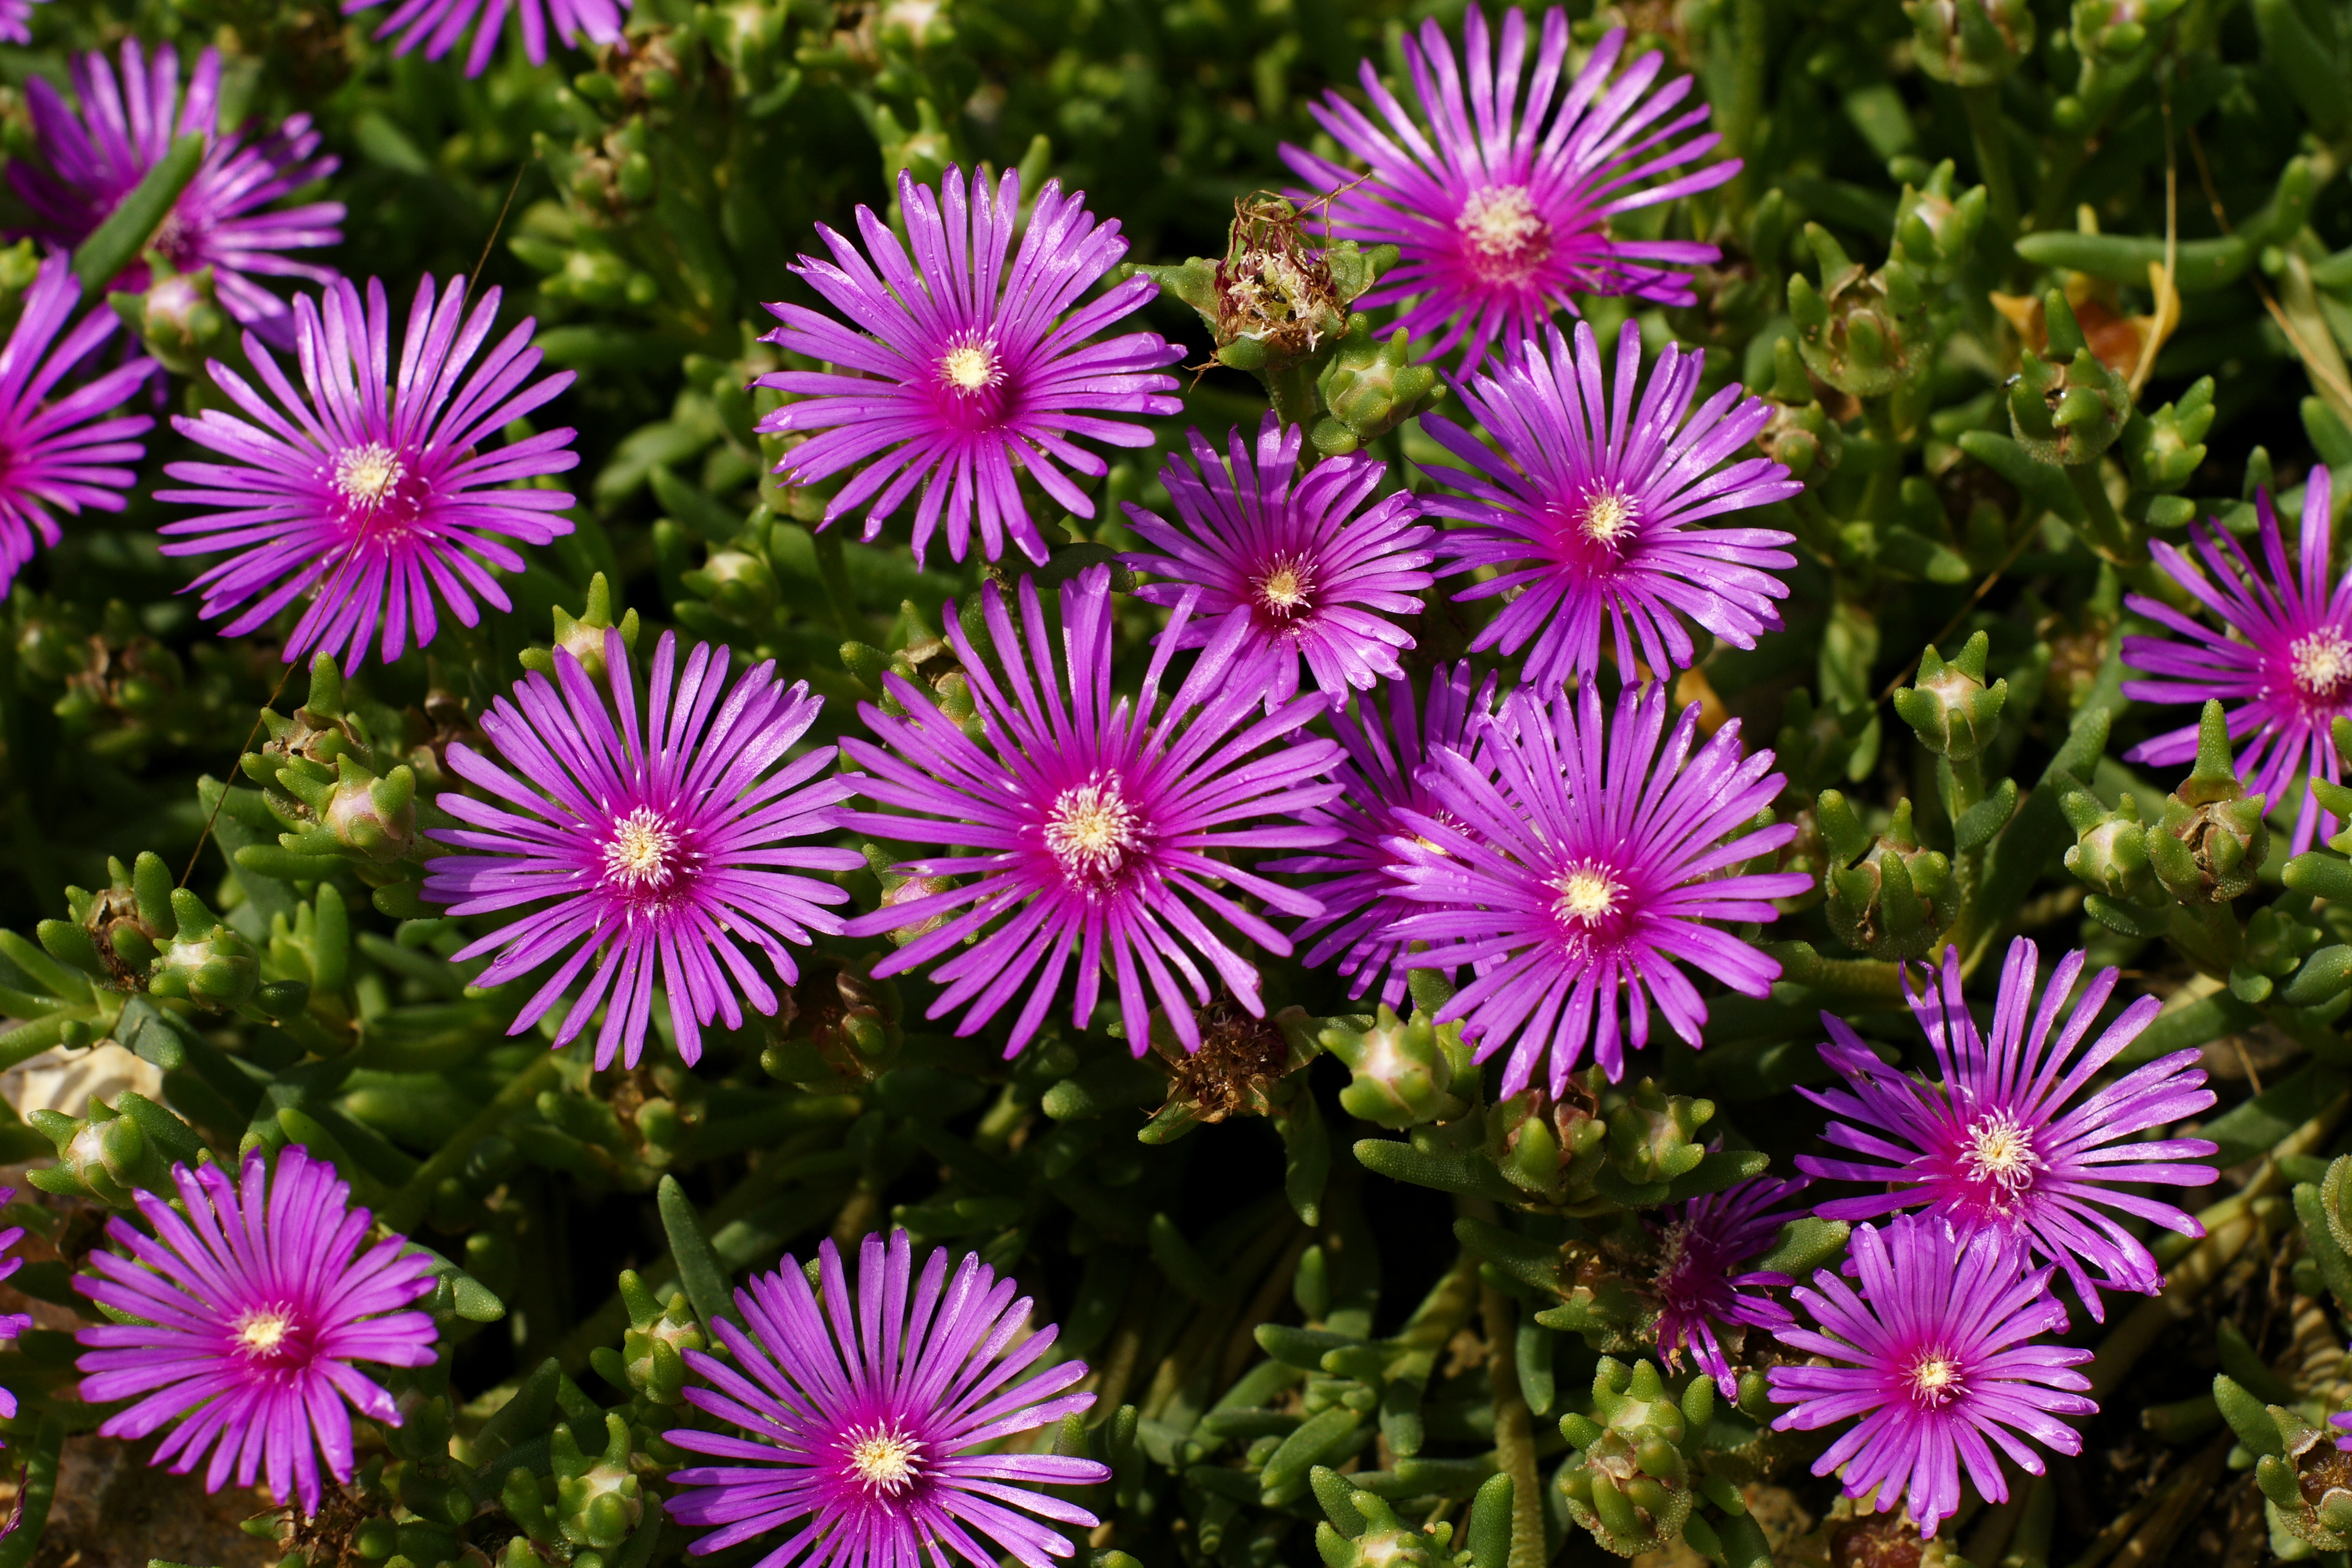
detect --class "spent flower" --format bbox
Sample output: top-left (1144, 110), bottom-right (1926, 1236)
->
top-left (1648, 1174), bottom-right (1807, 1387)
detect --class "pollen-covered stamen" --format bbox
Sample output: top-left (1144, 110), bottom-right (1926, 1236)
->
top-left (232, 1306), bottom-right (299, 1365)
top-left (1550, 862), bottom-right (1624, 927)
top-left (1578, 488), bottom-right (1639, 548)
top-left (1251, 554), bottom-right (1318, 622)
top-left (602, 805), bottom-right (683, 891)
top-left (1458, 184), bottom-right (1546, 263)
top-left (2291, 628), bottom-right (2352, 698)
top-left (333, 442), bottom-right (408, 510)
top-left (1044, 776), bottom-right (1145, 887)
top-left (1905, 1350), bottom-right (1965, 1409)
top-left (842, 1422), bottom-right (925, 1496)
top-left (1960, 1109), bottom-right (2040, 1197)
top-left (939, 341), bottom-right (1001, 394)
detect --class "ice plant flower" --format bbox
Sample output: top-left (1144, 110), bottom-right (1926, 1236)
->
top-left (157, 274), bottom-right (579, 671)
top-left (344, 0), bottom-right (630, 77)
top-left (0, 1187), bottom-right (28, 1430)
top-left (0, 0), bottom-right (46, 45)
top-left (1649, 1174), bottom-right (1807, 1387)
top-left (13, 41), bottom-right (342, 346)
top-left (72, 1146), bottom-right (438, 1517)
top-left (1121, 413), bottom-right (1436, 708)
top-left (1390, 679), bottom-right (1809, 1093)
top-left (2122, 471), bottom-right (2352, 854)
top-left (666, 1228), bottom-right (1108, 1568)
top-left (1798, 938), bottom-right (2219, 1320)
top-left (1280, 8), bottom-right (1738, 368)
top-left (1767, 1215), bottom-right (2095, 1537)
top-left (423, 628), bottom-right (864, 1070)
top-left (758, 165), bottom-right (1183, 567)
top-left (1421, 319), bottom-right (1799, 689)
top-left (840, 565), bottom-right (1343, 1057)
top-left (0, 253), bottom-right (161, 600)
top-left (1267, 662), bottom-right (1493, 1006)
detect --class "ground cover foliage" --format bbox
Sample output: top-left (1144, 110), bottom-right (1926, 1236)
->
top-left (6, 0), bottom-right (2352, 1566)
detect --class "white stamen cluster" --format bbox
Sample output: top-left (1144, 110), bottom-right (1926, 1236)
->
top-left (1044, 777), bottom-right (1144, 886)
top-left (602, 806), bottom-right (682, 891)
top-left (843, 1423), bottom-right (925, 1496)
top-left (333, 442), bottom-right (408, 509)
top-left (1457, 184), bottom-right (1546, 260)
top-left (2291, 628), bottom-right (2352, 697)
top-left (1959, 1109), bottom-right (2040, 1197)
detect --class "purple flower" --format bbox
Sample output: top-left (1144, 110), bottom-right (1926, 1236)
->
top-left (666, 1228), bottom-right (1107, 1568)
top-left (1281, 9), bottom-right (1738, 369)
top-left (2123, 472), bottom-right (2352, 854)
top-left (344, 0), bottom-right (629, 77)
top-left (72, 1146), bottom-right (438, 1517)
top-left (1649, 1174), bottom-right (1806, 1389)
top-left (1391, 680), bottom-right (1809, 1093)
top-left (1767, 1215), bottom-right (2095, 1538)
top-left (0, 0), bottom-right (46, 45)
top-left (1265, 661), bottom-right (1494, 1008)
top-left (424, 629), bottom-right (864, 1070)
top-left (758, 166), bottom-right (1183, 567)
top-left (1120, 414), bottom-right (1435, 709)
top-left (13, 42), bottom-right (342, 348)
top-left (0, 1188), bottom-right (29, 1429)
top-left (0, 253), bottom-right (160, 600)
top-left (1420, 320), bottom-right (1799, 690)
top-left (2333, 1411), bottom-right (2352, 1453)
top-left (157, 274), bottom-right (578, 671)
top-left (1796, 938), bottom-right (2218, 1321)
top-left (840, 565), bottom-right (1343, 1057)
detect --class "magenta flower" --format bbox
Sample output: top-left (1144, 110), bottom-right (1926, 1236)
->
top-left (840, 565), bottom-right (1342, 1057)
top-left (758, 166), bottom-right (1183, 567)
top-left (1391, 680), bottom-right (1810, 1093)
top-left (1120, 413), bottom-right (1435, 708)
top-left (0, 1187), bottom-right (29, 1429)
top-left (0, 0), bottom-right (46, 45)
top-left (666, 1229), bottom-right (1107, 1568)
top-left (2123, 471), bottom-right (2352, 854)
top-left (1798, 938), bottom-right (2218, 1321)
top-left (1421, 320), bottom-right (1799, 690)
top-left (1649, 1174), bottom-right (1806, 1389)
top-left (0, 253), bottom-right (160, 600)
top-left (1281, 8), bottom-right (1738, 368)
top-left (1266, 662), bottom-right (1494, 1007)
top-left (157, 274), bottom-right (578, 671)
top-left (344, 0), bottom-right (629, 77)
top-left (73, 1146), bottom-right (438, 1517)
top-left (1767, 1216), bottom-right (2095, 1538)
top-left (13, 42), bottom-right (342, 347)
top-left (424, 629), bottom-right (864, 1070)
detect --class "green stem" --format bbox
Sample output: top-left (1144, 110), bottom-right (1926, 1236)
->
top-left (1758, 940), bottom-right (1907, 1002)
top-left (379, 1054), bottom-right (562, 1233)
top-left (2063, 462), bottom-right (2142, 564)
top-left (1263, 358), bottom-right (1324, 433)
top-left (1961, 85), bottom-right (2022, 236)
top-left (811, 531), bottom-right (865, 646)
top-left (0, 1414), bottom-right (64, 1568)
top-left (1480, 1283), bottom-right (1544, 1568)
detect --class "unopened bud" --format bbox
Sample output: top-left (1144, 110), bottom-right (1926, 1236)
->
top-left (1311, 320), bottom-right (1440, 456)
top-left (1892, 633), bottom-right (2008, 759)
top-left (1905, 0), bottom-right (2035, 86)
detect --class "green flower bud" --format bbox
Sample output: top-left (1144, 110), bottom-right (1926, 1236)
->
top-left (2120, 377), bottom-right (2214, 494)
top-left (1310, 319), bottom-right (1440, 456)
top-left (2061, 788), bottom-right (2160, 905)
top-left (522, 573), bottom-right (642, 681)
top-left (2072, 0), bottom-right (2187, 61)
top-left (1788, 227), bottom-right (1931, 399)
top-left (681, 547), bottom-right (779, 623)
top-left (1319, 1005), bottom-right (1469, 1130)
top-left (28, 1098), bottom-right (145, 1205)
top-left (2008, 291), bottom-right (2132, 467)
top-left (110, 263), bottom-right (233, 378)
top-left (1892, 633), bottom-right (2008, 760)
top-left (1555, 1359), bottom-right (1702, 1555)
top-left (2149, 703), bottom-right (2268, 904)
top-left (1905, 0), bottom-right (2035, 86)
top-left (1314, 1488), bottom-right (1445, 1568)
top-left (1603, 1080), bottom-right (1711, 1189)
top-left (554, 1412), bottom-right (644, 1549)
top-left (1484, 1084), bottom-right (1604, 1205)
top-left (149, 889), bottom-right (260, 1009)
top-left (1891, 161), bottom-right (1989, 286)
top-left (1822, 798), bottom-right (1954, 960)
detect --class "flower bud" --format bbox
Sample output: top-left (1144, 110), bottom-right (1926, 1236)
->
top-left (1314, 1490), bottom-right (1445, 1568)
top-left (28, 1099), bottom-right (146, 1205)
top-left (1604, 1081), bottom-right (1712, 1189)
top-left (2072, 0), bottom-right (2187, 62)
top-left (1788, 227), bottom-right (1931, 399)
top-left (1891, 161), bottom-right (1989, 286)
top-left (149, 889), bottom-right (260, 1009)
top-left (2120, 376), bottom-right (2215, 494)
top-left (554, 1412), bottom-right (644, 1549)
top-left (1556, 1358), bottom-right (1702, 1556)
top-left (1905, 0), bottom-right (2035, 86)
top-left (523, 573), bottom-right (642, 682)
top-left (2149, 701), bottom-right (2269, 904)
top-left (1823, 798), bottom-right (1954, 960)
top-left (681, 547), bottom-right (780, 623)
top-left (1319, 1005), bottom-right (1467, 1130)
top-left (324, 759), bottom-right (417, 863)
top-left (1892, 632), bottom-right (2008, 760)
top-left (2008, 291), bottom-right (2132, 467)
top-left (2061, 789), bottom-right (2160, 905)
top-left (1310, 319), bottom-right (1440, 456)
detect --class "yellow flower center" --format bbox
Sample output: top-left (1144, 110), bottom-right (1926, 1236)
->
top-left (1458, 184), bottom-right (1545, 261)
top-left (1253, 556), bottom-right (1317, 620)
top-left (1907, 1351), bottom-right (1964, 1408)
top-left (940, 342), bottom-right (1000, 393)
top-left (845, 1424), bottom-right (924, 1496)
top-left (603, 806), bottom-right (681, 890)
top-left (1580, 488), bottom-right (1639, 547)
top-left (235, 1309), bottom-right (295, 1357)
top-left (1044, 777), bottom-right (1143, 886)
top-left (334, 442), bottom-right (407, 508)
top-left (2292, 629), bottom-right (2352, 697)
top-left (1550, 863), bottom-right (1623, 925)
top-left (1961, 1109), bottom-right (2039, 1196)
